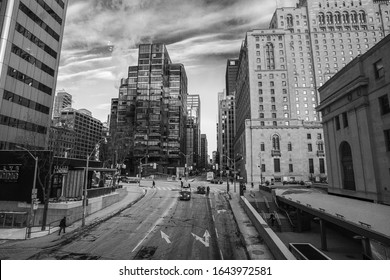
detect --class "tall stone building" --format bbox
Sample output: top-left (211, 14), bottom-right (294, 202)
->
top-left (235, 0), bottom-right (389, 184)
top-left (0, 0), bottom-right (68, 150)
top-left (109, 44), bottom-right (188, 176)
top-left (318, 33), bottom-right (390, 205)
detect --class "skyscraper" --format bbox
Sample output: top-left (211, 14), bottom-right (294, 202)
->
top-left (235, 0), bottom-right (389, 184)
top-left (200, 134), bottom-right (208, 170)
top-left (0, 0), bottom-right (68, 150)
top-left (186, 94), bottom-right (200, 169)
top-left (109, 43), bottom-right (188, 176)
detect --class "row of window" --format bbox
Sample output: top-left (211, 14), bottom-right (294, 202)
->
top-left (0, 114), bottom-right (47, 134)
top-left (19, 2), bottom-right (60, 41)
top-left (261, 158), bottom-right (325, 174)
top-left (335, 112), bottom-right (349, 130)
top-left (258, 89), bottom-right (288, 95)
top-left (3, 90), bottom-right (50, 115)
top-left (35, 0), bottom-right (62, 25)
top-left (318, 10), bottom-right (367, 25)
top-left (319, 0), bottom-right (363, 8)
top-left (7, 67), bottom-right (52, 95)
top-left (11, 44), bottom-right (55, 76)
top-left (15, 23), bottom-right (57, 59)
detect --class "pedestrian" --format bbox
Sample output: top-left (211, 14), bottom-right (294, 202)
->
top-left (152, 180), bottom-right (155, 188)
top-left (206, 186), bottom-right (210, 195)
top-left (269, 213), bottom-right (276, 226)
top-left (180, 180), bottom-right (183, 188)
top-left (58, 216), bottom-right (66, 235)
top-left (251, 182), bottom-right (254, 188)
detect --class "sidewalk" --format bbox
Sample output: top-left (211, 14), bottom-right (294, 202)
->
top-left (228, 192), bottom-right (275, 260)
top-left (0, 184), bottom-right (146, 260)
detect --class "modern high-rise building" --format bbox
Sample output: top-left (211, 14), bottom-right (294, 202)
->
top-left (0, 0), bottom-right (69, 150)
top-left (53, 90), bottom-right (72, 119)
top-left (235, 0), bottom-right (389, 184)
top-left (218, 59), bottom-right (239, 171)
top-left (186, 94), bottom-right (200, 169)
top-left (109, 43), bottom-right (188, 176)
top-left (200, 134), bottom-right (208, 170)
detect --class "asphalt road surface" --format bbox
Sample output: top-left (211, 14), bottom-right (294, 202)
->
top-left (30, 181), bottom-right (247, 260)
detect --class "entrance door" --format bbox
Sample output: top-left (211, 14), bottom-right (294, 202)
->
top-left (340, 141), bottom-right (356, 191)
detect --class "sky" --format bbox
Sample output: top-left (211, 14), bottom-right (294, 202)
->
top-left (57, 0), bottom-right (296, 153)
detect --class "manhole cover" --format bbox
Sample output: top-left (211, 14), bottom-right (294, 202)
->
top-left (251, 250), bottom-right (265, 255)
top-left (134, 246), bottom-right (157, 260)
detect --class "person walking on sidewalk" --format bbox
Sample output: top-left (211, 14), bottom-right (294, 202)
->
top-left (58, 216), bottom-right (66, 235)
top-left (269, 213), bottom-right (276, 226)
top-left (152, 180), bottom-right (155, 188)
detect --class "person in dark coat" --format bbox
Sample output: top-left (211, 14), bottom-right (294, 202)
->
top-left (152, 180), bottom-right (155, 188)
top-left (59, 216), bottom-right (66, 235)
top-left (269, 214), bottom-right (276, 226)
top-left (206, 186), bottom-right (210, 195)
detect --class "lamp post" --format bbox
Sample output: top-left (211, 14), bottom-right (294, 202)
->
top-left (223, 155), bottom-right (236, 193)
top-left (16, 146), bottom-right (38, 238)
top-left (138, 155), bottom-right (149, 186)
top-left (82, 138), bottom-right (105, 227)
top-left (258, 152), bottom-right (263, 186)
top-left (180, 152), bottom-right (193, 181)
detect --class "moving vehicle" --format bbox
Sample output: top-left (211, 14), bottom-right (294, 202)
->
top-left (179, 189), bottom-right (191, 200)
top-left (197, 186), bottom-right (206, 194)
top-left (206, 172), bottom-right (214, 181)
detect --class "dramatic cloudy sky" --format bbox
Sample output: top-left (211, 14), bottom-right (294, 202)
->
top-left (57, 0), bottom-right (296, 152)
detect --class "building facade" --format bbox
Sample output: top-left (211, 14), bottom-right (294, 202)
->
top-left (53, 90), bottom-right (72, 119)
top-left (235, 0), bottom-right (390, 184)
top-left (55, 108), bottom-right (103, 160)
top-left (200, 133), bottom-right (208, 170)
top-left (317, 33), bottom-right (390, 205)
top-left (0, 0), bottom-right (68, 150)
top-left (186, 94), bottom-right (201, 169)
top-left (109, 44), bottom-right (188, 176)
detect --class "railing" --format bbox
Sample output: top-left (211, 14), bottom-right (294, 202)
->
top-left (87, 187), bottom-right (116, 199)
top-left (263, 196), bottom-right (270, 211)
top-left (273, 195), bottom-right (296, 230)
top-left (317, 150), bottom-right (325, 157)
top-left (274, 211), bottom-right (282, 231)
top-left (48, 218), bottom-right (65, 234)
top-left (271, 150), bottom-right (281, 157)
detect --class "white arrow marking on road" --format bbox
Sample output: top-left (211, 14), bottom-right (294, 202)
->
top-left (191, 230), bottom-right (210, 247)
top-left (203, 230), bottom-right (210, 245)
top-left (161, 230), bottom-right (171, 244)
top-left (217, 210), bottom-right (226, 214)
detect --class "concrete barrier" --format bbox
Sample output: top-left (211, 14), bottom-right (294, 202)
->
top-left (240, 196), bottom-right (296, 260)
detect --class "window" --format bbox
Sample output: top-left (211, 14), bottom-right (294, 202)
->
top-left (385, 129), bottom-right (390, 151)
top-left (335, 115), bottom-right (341, 130)
top-left (318, 141), bottom-right (324, 151)
top-left (288, 142), bottom-right (292, 151)
top-left (309, 158), bottom-right (314, 173)
top-left (274, 158), bottom-right (281, 173)
top-left (342, 112), bottom-right (349, 127)
top-left (289, 164), bottom-right (294, 173)
top-left (261, 164), bottom-right (266, 172)
top-left (379, 95), bottom-right (390, 115)
top-left (317, 133), bottom-right (322, 140)
top-left (307, 133), bottom-right (311, 139)
top-left (261, 142), bottom-right (265, 151)
top-left (266, 43), bottom-right (275, 70)
top-left (308, 143), bottom-right (313, 152)
top-left (272, 134), bottom-right (280, 150)
top-left (319, 158), bottom-right (325, 174)
top-left (374, 59), bottom-right (384, 79)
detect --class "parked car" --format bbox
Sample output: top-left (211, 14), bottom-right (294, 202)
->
top-left (179, 190), bottom-right (191, 200)
top-left (197, 186), bottom-right (206, 194)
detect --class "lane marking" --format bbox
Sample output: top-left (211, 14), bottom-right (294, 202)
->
top-left (215, 227), bottom-right (219, 238)
top-left (220, 249), bottom-right (224, 260)
top-left (131, 196), bottom-right (177, 252)
top-left (212, 214), bottom-right (215, 222)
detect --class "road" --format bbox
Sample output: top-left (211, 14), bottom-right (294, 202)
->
top-left (30, 180), bottom-right (247, 260)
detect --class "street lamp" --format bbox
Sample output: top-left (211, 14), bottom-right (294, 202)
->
top-left (82, 138), bottom-right (106, 227)
top-left (179, 152), bottom-right (193, 181)
top-left (16, 145), bottom-right (38, 238)
top-left (223, 155), bottom-right (236, 193)
top-left (139, 155), bottom-right (149, 186)
top-left (258, 152), bottom-right (263, 186)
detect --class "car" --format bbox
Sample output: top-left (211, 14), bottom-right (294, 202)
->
top-left (179, 190), bottom-right (191, 200)
top-left (197, 186), bottom-right (206, 194)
